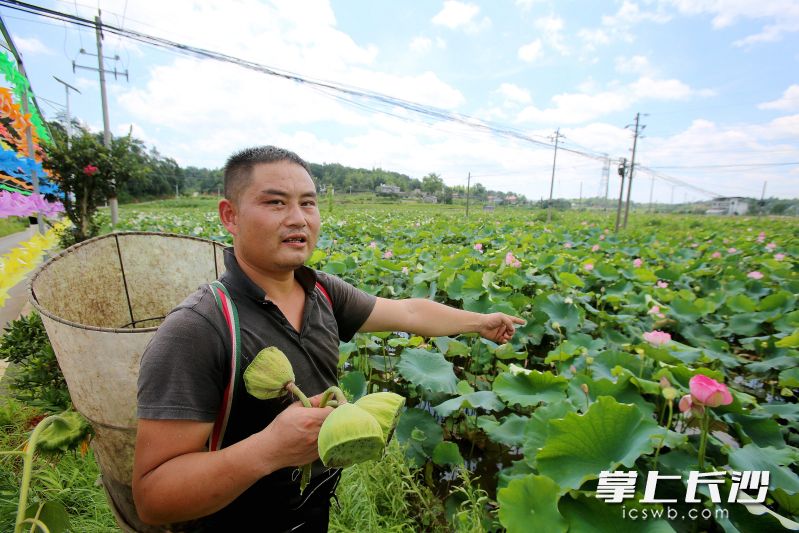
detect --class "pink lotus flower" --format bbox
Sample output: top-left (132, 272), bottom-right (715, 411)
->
top-left (757, 232), bottom-right (766, 243)
top-left (648, 305), bottom-right (661, 314)
top-left (728, 247), bottom-right (737, 254)
top-left (401, 266), bottom-right (409, 274)
top-left (747, 271), bottom-right (763, 280)
top-left (657, 281), bottom-right (669, 289)
top-left (711, 251), bottom-right (721, 259)
top-left (766, 242), bottom-right (777, 251)
top-left (83, 164), bottom-right (98, 176)
top-left (564, 242), bottom-right (573, 249)
top-left (591, 244), bottom-right (600, 252)
top-left (383, 250), bottom-right (393, 259)
top-left (678, 394), bottom-right (695, 414)
top-left (368, 241), bottom-right (377, 249)
top-left (584, 263), bottom-right (594, 271)
top-left (643, 330), bottom-right (671, 346)
top-left (505, 252), bottom-right (521, 268)
top-left (775, 253), bottom-right (785, 261)
top-left (633, 258), bottom-right (643, 268)
top-left (599, 235), bottom-right (605, 241)
top-left (689, 374), bottom-right (733, 408)
top-left (691, 243), bottom-right (699, 248)
top-left (474, 243), bottom-right (483, 252)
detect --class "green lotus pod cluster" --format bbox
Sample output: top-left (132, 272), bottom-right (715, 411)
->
top-left (243, 346), bottom-right (296, 399)
top-left (36, 411), bottom-right (92, 454)
top-left (354, 392), bottom-right (405, 442)
top-left (317, 403), bottom-right (385, 468)
top-left (317, 391), bottom-right (405, 468)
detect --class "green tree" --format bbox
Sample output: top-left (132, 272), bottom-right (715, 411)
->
top-left (422, 173), bottom-right (444, 194)
top-left (43, 123), bottom-right (150, 244)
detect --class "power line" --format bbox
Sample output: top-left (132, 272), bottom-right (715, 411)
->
top-left (0, 0), bottom-right (608, 164)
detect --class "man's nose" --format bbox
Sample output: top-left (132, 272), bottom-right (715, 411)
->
top-left (283, 202), bottom-right (307, 227)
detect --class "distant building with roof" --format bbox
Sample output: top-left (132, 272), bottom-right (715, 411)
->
top-left (706, 197), bottom-right (749, 216)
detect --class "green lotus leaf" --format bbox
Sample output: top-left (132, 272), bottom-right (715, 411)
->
top-left (497, 474), bottom-right (567, 533)
top-left (558, 271), bottom-right (585, 288)
top-left (726, 413), bottom-right (787, 449)
top-left (726, 293), bottom-right (758, 313)
top-left (433, 391), bottom-right (504, 418)
top-left (339, 370), bottom-right (367, 401)
top-left (432, 336), bottom-right (471, 357)
top-left (775, 329), bottom-right (799, 348)
top-left (560, 492), bottom-right (675, 532)
top-left (593, 263), bottom-right (619, 281)
top-left (537, 396), bottom-right (660, 490)
top-left (779, 368), bottom-right (799, 388)
top-left (397, 348), bottom-right (458, 394)
top-left (493, 369), bottom-right (568, 407)
top-left (536, 293), bottom-right (581, 331)
top-left (24, 501), bottom-right (70, 533)
top-left (432, 441), bottom-right (464, 466)
top-left (726, 444), bottom-right (799, 495)
top-left (395, 407), bottom-right (443, 466)
top-left (522, 401), bottom-right (574, 467)
top-left (476, 414), bottom-right (529, 447)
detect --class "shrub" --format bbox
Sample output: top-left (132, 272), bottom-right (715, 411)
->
top-left (0, 312), bottom-right (70, 412)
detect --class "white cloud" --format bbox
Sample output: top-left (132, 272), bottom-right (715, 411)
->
top-left (535, 15), bottom-right (569, 55)
top-left (758, 85), bottom-right (799, 111)
top-left (515, 76), bottom-right (712, 124)
top-left (496, 83), bottom-right (531, 105)
top-left (14, 36), bottom-right (53, 56)
top-left (514, 0), bottom-right (546, 10)
top-left (665, 0), bottom-right (799, 46)
top-left (410, 36), bottom-right (432, 53)
top-left (432, 1), bottom-right (491, 33)
top-left (614, 55), bottom-right (654, 75)
top-left (518, 39), bottom-right (543, 62)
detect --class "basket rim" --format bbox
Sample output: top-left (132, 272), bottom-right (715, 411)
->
top-left (28, 231), bottom-right (227, 333)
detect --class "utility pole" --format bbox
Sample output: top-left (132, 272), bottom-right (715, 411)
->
top-left (73, 11), bottom-right (129, 226)
top-left (578, 181), bottom-right (583, 209)
top-left (53, 76), bottom-right (81, 149)
top-left (615, 158), bottom-right (627, 233)
top-left (759, 181), bottom-right (767, 216)
top-left (547, 128), bottom-right (564, 223)
top-left (465, 171), bottom-right (471, 218)
top-left (623, 112), bottom-right (646, 229)
top-left (599, 155), bottom-right (610, 210)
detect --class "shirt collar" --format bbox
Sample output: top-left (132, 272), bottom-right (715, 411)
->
top-left (220, 247), bottom-right (318, 302)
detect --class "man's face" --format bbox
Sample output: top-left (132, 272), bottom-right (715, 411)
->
top-left (221, 161), bottom-right (320, 275)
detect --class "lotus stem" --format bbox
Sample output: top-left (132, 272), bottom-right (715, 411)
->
top-left (284, 382), bottom-right (313, 493)
top-left (285, 382), bottom-right (311, 408)
top-left (697, 409), bottom-right (710, 470)
top-left (319, 386), bottom-right (347, 408)
top-left (15, 415), bottom-right (58, 533)
top-left (653, 399), bottom-right (673, 470)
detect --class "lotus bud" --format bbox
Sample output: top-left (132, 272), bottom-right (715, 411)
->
top-left (354, 392), bottom-right (405, 442)
top-left (318, 403), bottom-right (385, 468)
top-left (243, 346), bottom-right (295, 399)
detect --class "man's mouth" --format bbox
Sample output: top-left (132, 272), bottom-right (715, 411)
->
top-left (282, 235), bottom-right (307, 244)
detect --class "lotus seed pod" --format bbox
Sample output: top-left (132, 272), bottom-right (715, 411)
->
top-left (36, 411), bottom-right (92, 454)
top-left (354, 392), bottom-right (405, 442)
top-left (243, 346), bottom-right (295, 399)
top-left (318, 403), bottom-right (385, 468)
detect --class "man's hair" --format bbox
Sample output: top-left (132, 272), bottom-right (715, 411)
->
top-left (223, 146), bottom-right (313, 202)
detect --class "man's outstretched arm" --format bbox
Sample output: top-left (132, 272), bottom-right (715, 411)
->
top-left (359, 297), bottom-right (525, 343)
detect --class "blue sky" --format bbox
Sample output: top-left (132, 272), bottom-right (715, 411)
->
top-left (2, 0), bottom-right (798, 201)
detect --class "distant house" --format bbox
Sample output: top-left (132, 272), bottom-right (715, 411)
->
top-left (706, 197), bottom-right (749, 216)
top-left (505, 195), bottom-right (518, 204)
top-left (483, 204), bottom-right (495, 212)
top-left (376, 183), bottom-right (401, 195)
top-left (422, 195), bottom-right (438, 204)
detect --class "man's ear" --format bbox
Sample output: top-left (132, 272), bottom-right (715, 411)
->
top-left (219, 198), bottom-right (238, 236)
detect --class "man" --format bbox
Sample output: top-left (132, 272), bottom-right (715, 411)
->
top-left (133, 146), bottom-right (524, 531)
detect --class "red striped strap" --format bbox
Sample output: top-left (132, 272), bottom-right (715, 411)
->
top-left (315, 281), bottom-right (333, 308)
top-left (208, 281), bottom-right (241, 452)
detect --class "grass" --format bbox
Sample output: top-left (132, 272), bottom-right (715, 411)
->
top-left (0, 398), bottom-right (118, 532)
top-left (0, 216), bottom-right (29, 239)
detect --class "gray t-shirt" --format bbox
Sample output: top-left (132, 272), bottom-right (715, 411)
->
top-left (136, 247), bottom-right (376, 530)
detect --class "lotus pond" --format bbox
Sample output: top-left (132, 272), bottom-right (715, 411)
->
top-left (115, 202), bottom-right (799, 532)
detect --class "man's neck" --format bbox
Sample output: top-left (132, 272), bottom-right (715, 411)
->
top-left (234, 251), bottom-right (301, 302)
